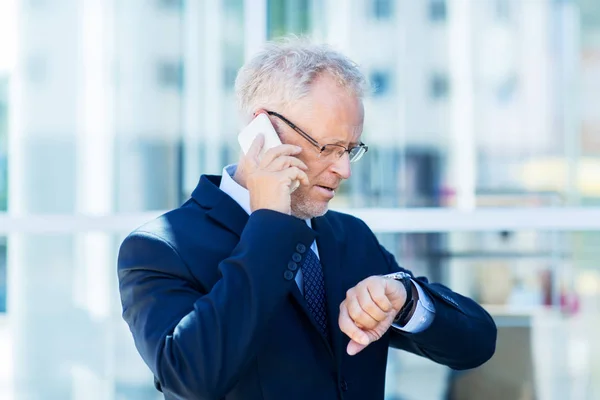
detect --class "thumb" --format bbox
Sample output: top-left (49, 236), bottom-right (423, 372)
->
top-left (384, 278), bottom-right (407, 310)
top-left (347, 340), bottom-right (368, 356)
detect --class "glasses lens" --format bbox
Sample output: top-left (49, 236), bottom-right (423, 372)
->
top-left (319, 144), bottom-right (367, 163)
top-left (320, 146), bottom-right (337, 160)
top-left (349, 146), bottom-right (366, 163)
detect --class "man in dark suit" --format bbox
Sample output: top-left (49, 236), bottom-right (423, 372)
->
top-left (118, 39), bottom-right (496, 400)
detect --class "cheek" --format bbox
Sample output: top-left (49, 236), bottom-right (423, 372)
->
top-left (302, 159), bottom-right (328, 181)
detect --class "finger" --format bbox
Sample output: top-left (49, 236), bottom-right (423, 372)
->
top-left (346, 295), bottom-right (379, 330)
top-left (285, 167), bottom-right (310, 187)
top-left (347, 340), bottom-right (368, 356)
top-left (338, 302), bottom-right (370, 346)
top-left (246, 134), bottom-right (265, 164)
top-left (259, 144), bottom-right (302, 168)
top-left (266, 156), bottom-right (308, 172)
top-left (357, 285), bottom-right (388, 323)
top-left (366, 280), bottom-right (394, 314)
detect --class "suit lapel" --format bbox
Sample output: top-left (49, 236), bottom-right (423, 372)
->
top-left (289, 282), bottom-right (332, 347)
top-left (287, 213), bottom-right (346, 366)
top-left (192, 175), bottom-right (249, 237)
top-left (206, 201), bottom-right (248, 237)
top-left (311, 214), bottom-right (347, 369)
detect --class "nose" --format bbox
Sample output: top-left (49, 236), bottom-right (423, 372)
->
top-left (330, 152), bottom-right (352, 180)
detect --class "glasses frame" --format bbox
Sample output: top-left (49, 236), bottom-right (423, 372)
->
top-left (266, 110), bottom-right (368, 163)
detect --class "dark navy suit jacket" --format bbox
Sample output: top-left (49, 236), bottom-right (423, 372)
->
top-left (117, 175), bottom-right (497, 400)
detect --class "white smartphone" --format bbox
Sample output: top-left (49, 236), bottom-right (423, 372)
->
top-left (237, 113), bottom-right (282, 160)
top-left (237, 113), bottom-right (300, 192)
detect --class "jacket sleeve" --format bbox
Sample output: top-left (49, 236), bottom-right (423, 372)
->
top-left (117, 210), bottom-right (316, 399)
top-left (379, 244), bottom-right (498, 370)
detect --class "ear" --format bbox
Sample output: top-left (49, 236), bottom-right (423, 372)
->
top-left (253, 109), bottom-right (268, 117)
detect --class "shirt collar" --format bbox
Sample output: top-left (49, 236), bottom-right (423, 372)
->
top-left (219, 164), bottom-right (252, 215)
top-left (219, 164), bottom-right (313, 230)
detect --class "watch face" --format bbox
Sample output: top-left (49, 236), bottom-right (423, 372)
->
top-left (383, 271), bottom-right (411, 281)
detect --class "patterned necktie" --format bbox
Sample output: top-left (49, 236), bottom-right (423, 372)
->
top-left (302, 248), bottom-right (329, 337)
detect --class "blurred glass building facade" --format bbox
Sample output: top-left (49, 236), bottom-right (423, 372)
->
top-left (1, 0), bottom-right (600, 399)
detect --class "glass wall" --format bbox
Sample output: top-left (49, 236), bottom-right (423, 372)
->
top-left (1, 0), bottom-right (600, 399)
top-left (0, 78), bottom-right (6, 212)
top-left (383, 229), bottom-right (600, 399)
top-left (0, 0), bottom-right (11, 317)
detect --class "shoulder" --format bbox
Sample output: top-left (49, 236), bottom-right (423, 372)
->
top-left (324, 209), bottom-right (374, 235)
top-left (127, 201), bottom-right (204, 244)
top-left (116, 201), bottom-right (213, 285)
top-left (131, 200), bottom-right (206, 234)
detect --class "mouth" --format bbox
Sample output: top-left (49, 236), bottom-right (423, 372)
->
top-left (315, 185), bottom-right (337, 195)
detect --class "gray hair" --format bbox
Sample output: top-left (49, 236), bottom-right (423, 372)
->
top-left (234, 37), bottom-right (367, 122)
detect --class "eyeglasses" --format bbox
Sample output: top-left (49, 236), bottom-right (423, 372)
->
top-left (266, 111), bottom-right (368, 163)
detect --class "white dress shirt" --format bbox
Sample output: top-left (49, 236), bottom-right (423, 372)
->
top-left (219, 165), bottom-right (435, 333)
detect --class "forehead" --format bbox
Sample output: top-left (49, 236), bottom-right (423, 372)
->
top-left (287, 75), bottom-right (364, 143)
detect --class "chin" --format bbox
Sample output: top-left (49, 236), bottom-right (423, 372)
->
top-left (291, 201), bottom-right (329, 220)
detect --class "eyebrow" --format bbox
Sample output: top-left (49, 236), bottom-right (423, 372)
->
top-left (330, 139), bottom-right (360, 147)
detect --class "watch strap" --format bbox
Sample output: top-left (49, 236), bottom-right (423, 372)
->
top-left (383, 272), bottom-right (414, 326)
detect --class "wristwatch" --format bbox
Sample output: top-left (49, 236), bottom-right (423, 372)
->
top-left (383, 272), bottom-right (414, 326)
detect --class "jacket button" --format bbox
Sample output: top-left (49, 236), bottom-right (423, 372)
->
top-left (340, 379), bottom-right (348, 391)
top-left (287, 261), bottom-right (298, 271)
top-left (283, 270), bottom-right (294, 281)
top-left (296, 243), bottom-right (306, 253)
top-left (292, 253), bottom-right (302, 262)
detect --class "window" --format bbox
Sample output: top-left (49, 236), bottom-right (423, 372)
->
top-left (157, 0), bottom-right (183, 10)
top-left (0, 243), bottom-right (6, 313)
top-left (430, 73), bottom-right (450, 100)
top-left (0, 77), bottom-right (6, 314)
top-left (26, 55), bottom-right (47, 85)
top-left (28, 0), bottom-right (48, 8)
top-left (372, 0), bottom-right (393, 20)
top-left (370, 70), bottom-right (392, 97)
top-left (0, 77), bottom-right (6, 211)
top-left (222, 0), bottom-right (245, 91)
top-left (429, 0), bottom-right (447, 22)
top-left (495, 0), bottom-right (511, 22)
top-left (157, 61), bottom-right (184, 91)
top-left (268, 0), bottom-right (311, 39)
top-left (497, 75), bottom-right (518, 104)
top-left (223, 65), bottom-right (238, 91)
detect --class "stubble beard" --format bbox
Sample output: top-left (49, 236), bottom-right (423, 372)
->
top-left (290, 187), bottom-right (328, 220)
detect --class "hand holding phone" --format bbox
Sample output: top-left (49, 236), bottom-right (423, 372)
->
top-left (238, 113), bottom-right (301, 192)
top-left (236, 113), bottom-right (309, 215)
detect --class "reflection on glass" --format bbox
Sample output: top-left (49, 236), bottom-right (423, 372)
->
top-left (268, 0), bottom-right (311, 39)
top-left (381, 230), bottom-right (600, 400)
top-left (0, 76), bottom-right (6, 211)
